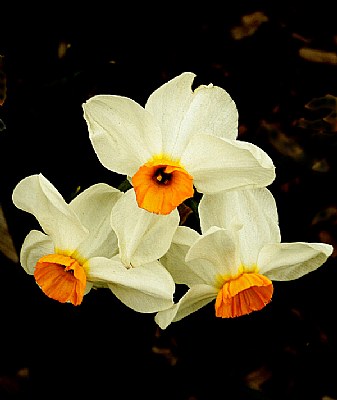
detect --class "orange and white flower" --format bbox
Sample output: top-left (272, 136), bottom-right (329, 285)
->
top-left (12, 174), bottom-right (178, 312)
top-left (82, 72), bottom-right (276, 215)
top-left (155, 188), bottom-right (333, 329)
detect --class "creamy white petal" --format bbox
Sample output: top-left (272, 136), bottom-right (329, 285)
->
top-left (155, 284), bottom-right (217, 329)
top-left (258, 242), bottom-right (333, 280)
top-left (87, 257), bottom-right (175, 313)
top-left (145, 72), bottom-right (238, 158)
top-left (160, 226), bottom-right (207, 285)
top-left (110, 189), bottom-right (179, 267)
top-left (154, 303), bottom-right (181, 330)
top-left (199, 188), bottom-right (281, 265)
top-left (12, 174), bottom-right (88, 250)
top-left (185, 227), bottom-right (240, 284)
top-left (70, 183), bottom-right (123, 259)
top-left (191, 84), bottom-right (238, 140)
top-left (182, 134), bottom-right (276, 193)
top-left (170, 225), bottom-right (201, 247)
top-left (83, 95), bottom-right (162, 176)
top-left (84, 282), bottom-right (94, 296)
top-left (20, 230), bottom-right (54, 274)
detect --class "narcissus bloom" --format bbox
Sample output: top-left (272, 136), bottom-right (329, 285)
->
top-left (82, 71), bottom-right (276, 215)
top-left (12, 174), bottom-right (179, 312)
top-left (155, 188), bottom-right (333, 329)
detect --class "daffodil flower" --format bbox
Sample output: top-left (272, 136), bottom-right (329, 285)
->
top-left (82, 71), bottom-right (276, 215)
top-left (12, 174), bottom-right (179, 312)
top-left (155, 188), bottom-right (333, 329)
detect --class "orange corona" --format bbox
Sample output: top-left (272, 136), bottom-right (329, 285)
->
top-left (132, 156), bottom-right (194, 215)
top-left (215, 273), bottom-right (273, 318)
top-left (34, 253), bottom-right (87, 306)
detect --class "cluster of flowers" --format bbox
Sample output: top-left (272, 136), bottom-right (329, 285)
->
top-left (12, 72), bottom-right (333, 330)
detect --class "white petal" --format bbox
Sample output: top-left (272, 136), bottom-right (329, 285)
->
top-left (12, 174), bottom-right (88, 250)
top-left (84, 282), bottom-right (94, 296)
top-left (88, 257), bottom-right (175, 313)
top-left (20, 230), bottom-right (54, 274)
top-left (154, 303), bottom-right (181, 330)
top-left (258, 242), bottom-right (333, 280)
top-left (83, 95), bottom-right (162, 176)
top-left (186, 227), bottom-right (239, 283)
top-left (145, 72), bottom-right (195, 157)
top-left (170, 225), bottom-right (200, 247)
top-left (191, 83), bottom-right (238, 140)
top-left (161, 226), bottom-right (205, 285)
top-left (145, 72), bottom-right (238, 158)
top-left (155, 284), bottom-right (217, 329)
top-left (110, 189), bottom-right (179, 266)
top-left (70, 183), bottom-right (123, 259)
top-left (199, 188), bottom-right (281, 265)
top-left (182, 134), bottom-right (275, 192)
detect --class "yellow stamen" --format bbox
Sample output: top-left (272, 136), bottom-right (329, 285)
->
top-left (132, 157), bottom-right (194, 215)
top-left (215, 273), bottom-right (273, 318)
top-left (34, 254), bottom-right (87, 306)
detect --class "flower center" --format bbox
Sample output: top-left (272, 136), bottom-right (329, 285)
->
top-left (215, 272), bottom-right (273, 318)
top-left (34, 253), bottom-right (87, 306)
top-left (131, 156), bottom-right (194, 215)
top-left (154, 168), bottom-right (172, 185)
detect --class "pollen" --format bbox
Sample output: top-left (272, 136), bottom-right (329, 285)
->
top-left (132, 157), bottom-right (194, 215)
top-left (34, 253), bottom-right (87, 306)
top-left (215, 272), bottom-right (273, 318)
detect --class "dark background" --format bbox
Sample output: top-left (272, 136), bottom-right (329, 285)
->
top-left (1, 2), bottom-right (337, 399)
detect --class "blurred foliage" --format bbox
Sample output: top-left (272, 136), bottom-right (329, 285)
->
top-left (298, 94), bottom-right (337, 133)
top-left (230, 11), bottom-right (269, 40)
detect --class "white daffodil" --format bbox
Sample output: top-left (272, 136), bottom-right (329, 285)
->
top-left (82, 71), bottom-right (276, 216)
top-left (12, 173), bottom-right (123, 305)
top-left (12, 174), bottom-right (179, 312)
top-left (155, 188), bottom-right (333, 329)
